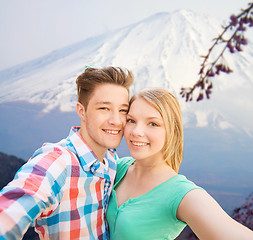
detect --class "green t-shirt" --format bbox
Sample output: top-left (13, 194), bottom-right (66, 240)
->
top-left (106, 157), bottom-right (203, 240)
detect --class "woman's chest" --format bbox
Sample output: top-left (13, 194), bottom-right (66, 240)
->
top-left (115, 175), bottom-right (162, 207)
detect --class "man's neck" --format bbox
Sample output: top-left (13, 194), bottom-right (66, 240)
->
top-left (78, 127), bottom-right (106, 163)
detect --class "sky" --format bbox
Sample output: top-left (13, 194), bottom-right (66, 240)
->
top-left (0, 0), bottom-right (251, 71)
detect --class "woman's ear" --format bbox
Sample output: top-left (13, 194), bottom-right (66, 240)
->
top-left (76, 102), bottom-right (85, 120)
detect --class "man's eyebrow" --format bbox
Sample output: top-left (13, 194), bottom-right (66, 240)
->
top-left (95, 101), bottom-right (112, 105)
top-left (122, 103), bottom-right (129, 108)
top-left (95, 101), bottom-right (129, 107)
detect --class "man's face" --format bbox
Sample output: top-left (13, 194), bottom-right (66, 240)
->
top-left (80, 83), bottom-right (129, 156)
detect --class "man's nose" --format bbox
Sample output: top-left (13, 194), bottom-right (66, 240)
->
top-left (108, 111), bottom-right (125, 125)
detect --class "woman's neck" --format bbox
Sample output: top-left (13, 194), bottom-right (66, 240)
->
top-left (131, 158), bottom-right (172, 178)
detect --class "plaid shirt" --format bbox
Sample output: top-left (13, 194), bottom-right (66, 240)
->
top-left (0, 127), bottom-right (117, 239)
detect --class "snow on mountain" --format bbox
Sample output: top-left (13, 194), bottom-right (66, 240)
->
top-left (0, 9), bottom-right (253, 135)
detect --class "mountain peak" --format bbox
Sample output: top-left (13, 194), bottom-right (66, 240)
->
top-left (0, 10), bottom-right (252, 136)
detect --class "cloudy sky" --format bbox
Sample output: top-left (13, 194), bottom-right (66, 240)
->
top-left (0, 0), bottom-right (250, 71)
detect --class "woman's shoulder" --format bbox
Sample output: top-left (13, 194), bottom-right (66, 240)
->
top-left (165, 175), bottom-right (204, 220)
top-left (115, 157), bottom-right (135, 181)
top-left (168, 174), bottom-right (202, 190)
top-left (116, 157), bottom-right (135, 168)
top-left (161, 174), bottom-right (203, 202)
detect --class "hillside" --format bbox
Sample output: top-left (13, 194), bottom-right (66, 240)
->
top-left (0, 152), bottom-right (39, 239)
top-left (0, 152), bottom-right (25, 190)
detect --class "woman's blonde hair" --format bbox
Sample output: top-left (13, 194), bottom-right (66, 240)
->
top-left (129, 88), bottom-right (183, 173)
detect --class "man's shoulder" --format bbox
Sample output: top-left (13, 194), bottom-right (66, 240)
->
top-left (30, 141), bottom-right (78, 166)
top-left (33, 142), bottom-right (67, 155)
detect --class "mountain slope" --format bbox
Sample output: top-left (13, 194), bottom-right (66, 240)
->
top-left (0, 9), bottom-right (252, 222)
top-left (0, 9), bottom-right (252, 135)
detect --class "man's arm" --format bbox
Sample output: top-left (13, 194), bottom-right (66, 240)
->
top-left (0, 148), bottom-right (67, 239)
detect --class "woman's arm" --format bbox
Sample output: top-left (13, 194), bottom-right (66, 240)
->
top-left (177, 189), bottom-right (253, 240)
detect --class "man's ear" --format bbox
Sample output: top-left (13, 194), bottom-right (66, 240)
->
top-left (76, 102), bottom-right (86, 120)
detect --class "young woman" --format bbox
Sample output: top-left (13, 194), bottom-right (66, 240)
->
top-left (106, 88), bottom-right (253, 240)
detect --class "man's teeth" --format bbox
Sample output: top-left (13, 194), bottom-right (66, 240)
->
top-left (132, 141), bottom-right (147, 146)
top-left (105, 130), bottom-right (120, 134)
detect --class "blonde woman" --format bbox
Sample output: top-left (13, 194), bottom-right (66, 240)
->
top-left (106, 88), bottom-right (253, 240)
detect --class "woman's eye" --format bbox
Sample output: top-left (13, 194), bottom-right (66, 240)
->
top-left (149, 122), bottom-right (158, 127)
top-left (126, 119), bottom-right (135, 123)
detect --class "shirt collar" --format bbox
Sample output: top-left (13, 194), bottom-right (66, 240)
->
top-left (66, 127), bottom-right (117, 178)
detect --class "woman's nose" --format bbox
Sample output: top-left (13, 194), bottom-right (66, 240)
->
top-left (131, 124), bottom-right (145, 137)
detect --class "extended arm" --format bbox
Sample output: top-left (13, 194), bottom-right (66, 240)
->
top-left (177, 189), bottom-right (253, 240)
top-left (0, 148), bottom-right (67, 239)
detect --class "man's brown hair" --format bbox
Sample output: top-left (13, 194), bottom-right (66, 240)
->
top-left (76, 66), bottom-right (134, 108)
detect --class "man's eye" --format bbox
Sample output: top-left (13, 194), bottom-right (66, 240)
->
top-left (120, 109), bottom-right (128, 114)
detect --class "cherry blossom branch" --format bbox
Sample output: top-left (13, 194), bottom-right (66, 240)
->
top-left (180, 2), bottom-right (253, 102)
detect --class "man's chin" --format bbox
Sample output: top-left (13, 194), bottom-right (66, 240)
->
top-left (106, 140), bottom-right (122, 149)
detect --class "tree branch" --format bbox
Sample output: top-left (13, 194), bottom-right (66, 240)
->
top-left (180, 2), bottom-right (253, 102)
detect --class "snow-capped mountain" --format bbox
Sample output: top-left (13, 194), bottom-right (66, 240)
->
top-left (0, 9), bottom-right (253, 135)
top-left (1, 10), bottom-right (253, 213)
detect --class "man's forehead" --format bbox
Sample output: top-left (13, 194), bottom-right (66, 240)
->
top-left (89, 83), bottom-right (129, 105)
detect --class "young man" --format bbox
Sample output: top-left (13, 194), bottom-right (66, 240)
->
top-left (0, 66), bottom-right (134, 239)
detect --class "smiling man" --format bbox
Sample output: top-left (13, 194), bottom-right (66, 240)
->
top-left (0, 66), bottom-right (134, 240)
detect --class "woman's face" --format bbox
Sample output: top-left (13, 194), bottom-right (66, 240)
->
top-left (124, 97), bottom-right (166, 163)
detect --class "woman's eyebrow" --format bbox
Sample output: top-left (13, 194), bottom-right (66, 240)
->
top-left (127, 114), bottom-right (161, 121)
